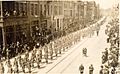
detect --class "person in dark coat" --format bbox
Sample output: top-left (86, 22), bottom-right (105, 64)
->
top-left (89, 64), bottom-right (94, 74)
top-left (99, 65), bottom-right (103, 74)
top-left (79, 64), bottom-right (84, 74)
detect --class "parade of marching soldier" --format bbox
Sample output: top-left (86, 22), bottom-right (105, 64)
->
top-left (0, 0), bottom-right (119, 74)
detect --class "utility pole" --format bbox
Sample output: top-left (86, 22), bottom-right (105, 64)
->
top-left (0, 1), bottom-right (5, 48)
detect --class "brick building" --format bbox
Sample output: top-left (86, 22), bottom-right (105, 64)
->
top-left (0, 0), bottom-right (101, 48)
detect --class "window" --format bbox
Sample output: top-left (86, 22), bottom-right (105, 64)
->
top-left (35, 4), bottom-right (38, 15)
top-left (70, 10), bottom-right (72, 17)
top-left (40, 5), bottom-right (42, 15)
top-left (54, 6), bottom-right (57, 15)
top-left (31, 4), bottom-right (34, 16)
top-left (44, 5), bottom-right (46, 16)
top-left (48, 5), bottom-right (49, 15)
top-left (59, 6), bottom-right (62, 15)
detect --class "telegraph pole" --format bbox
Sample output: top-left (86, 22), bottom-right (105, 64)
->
top-left (0, 1), bottom-right (5, 48)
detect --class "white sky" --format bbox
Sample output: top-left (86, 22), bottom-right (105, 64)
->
top-left (81, 0), bottom-right (119, 9)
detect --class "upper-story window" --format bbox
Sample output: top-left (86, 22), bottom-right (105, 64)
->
top-left (44, 5), bottom-right (46, 16)
top-left (54, 6), bottom-right (57, 15)
top-left (31, 4), bottom-right (34, 16)
top-left (35, 4), bottom-right (38, 16)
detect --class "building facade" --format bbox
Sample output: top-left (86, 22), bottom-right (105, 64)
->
top-left (0, 0), bottom-right (101, 48)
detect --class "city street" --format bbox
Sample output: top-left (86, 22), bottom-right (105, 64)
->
top-left (0, 1), bottom-right (119, 74)
top-left (28, 18), bottom-right (110, 74)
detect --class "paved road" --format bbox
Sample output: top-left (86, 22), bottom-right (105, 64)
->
top-left (44, 18), bottom-right (109, 74)
top-left (2, 17), bottom-right (108, 74)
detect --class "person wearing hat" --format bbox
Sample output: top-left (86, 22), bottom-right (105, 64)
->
top-left (89, 64), bottom-right (94, 74)
top-left (99, 65), bottom-right (103, 74)
top-left (13, 58), bottom-right (19, 73)
top-left (79, 64), bottom-right (84, 74)
top-left (0, 62), bottom-right (4, 74)
top-left (104, 65), bottom-right (109, 74)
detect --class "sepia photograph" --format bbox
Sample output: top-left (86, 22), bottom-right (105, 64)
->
top-left (0, 0), bottom-right (119, 74)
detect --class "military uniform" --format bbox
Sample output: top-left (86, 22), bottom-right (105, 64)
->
top-left (0, 62), bottom-right (4, 74)
top-left (31, 50), bottom-right (36, 67)
top-left (89, 65), bottom-right (94, 74)
top-left (58, 40), bottom-right (61, 54)
top-left (7, 60), bottom-right (13, 73)
top-left (49, 42), bottom-right (53, 59)
top-left (36, 54), bottom-right (41, 68)
top-left (44, 44), bottom-right (48, 63)
top-left (18, 55), bottom-right (22, 68)
top-left (28, 59), bottom-right (32, 73)
top-left (54, 41), bottom-right (58, 56)
top-left (13, 58), bottom-right (19, 73)
top-left (21, 58), bottom-right (25, 73)
top-left (79, 64), bottom-right (84, 74)
top-left (39, 49), bottom-right (42, 61)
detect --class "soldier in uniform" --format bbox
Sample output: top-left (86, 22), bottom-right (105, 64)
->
top-left (89, 64), bottom-right (94, 74)
top-left (58, 39), bottom-right (61, 54)
top-left (6, 59), bottom-right (13, 73)
top-left (39, 46), bottom-right (42, 62)
top-left (99, 65), bottom-right (103, 74)
top-left (54, 41), bottom-right (58, 57)
top-left (79, 64), bottom-right (84, 74)
top-left (49, 41), bottom-right (53, 60)
top-left (36, 54), bottom-right (41, 68)
top-left (25, 50), bottom-right (29, 63)
top-left (44, 43), bottom-right (48, 63)
top-left (13, 58), bottom-right (19, 73)
top-left (31, 49), bottom-right (36, 68)
top-left (18, 54), bottom-right (22, 68)
top-left (0, 62), bottom-right (4, 74)
top-left (28, 59), bottom-right (32, 73)
top-left (21, 58), bottom-right (25, 73)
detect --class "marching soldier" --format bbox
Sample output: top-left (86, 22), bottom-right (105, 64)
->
top-left (44, 43), bottom-right (48, 63)
top-left (99, 65), bottom-right (103, 74)
top-left (58, 39), bottom-right (62, 54)
top-left (25, 50), bottom-right (29, 63)
top-left (7, 59), bottom-right (13, 73)
top-left (49, 41), bottom-right (53, 60)
top-left (54, 41), bottom-right (58, 57)
top-left (13, 58), bottom-right (19, 73)
top-left (21, 57), bottom-right (25, 73)
top-left (18, 54), bottom-right (22, 68)
top-left (36, 54), bottom-right (41, 68)
top-left (31, 49), bottom-right (36, 68)
top-left (79, 64), bottom-right (84, 74)
top-left (89, 64), bottom-right (94, 74)
top-left (28, 59), bottom-right (32, 73)
top-left (0, 62), bottom-right (4, 74)
top-left (39, 48), bottom-right (42, 62)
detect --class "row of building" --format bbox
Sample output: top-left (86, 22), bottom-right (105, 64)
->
top-left (0, 0), bottom-right (101, 47)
